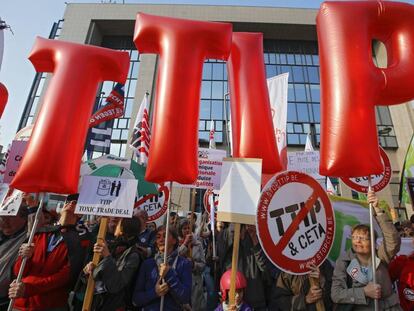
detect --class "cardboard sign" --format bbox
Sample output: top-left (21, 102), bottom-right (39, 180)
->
top-left (217, 158), bottom-right (262, 225)
top-left (135, 184), bottom-right (169, 221)
top-left (4, 140), bottom-right (28, 184)
top-left (257, 171), bottom-right (335, 275)
top-left (341, 147), bottom-right (391, 193)
top-left (175, 148), bottom-right (226, 190)
top-left (0, 188), bottom-right (23, 216)
top-left (76, 175), bottom-right (137, 218)
top-left (287, 151), bottom-right (324, 180)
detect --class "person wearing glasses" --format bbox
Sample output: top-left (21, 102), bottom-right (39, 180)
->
top-left (331, 191), bottom-right (402, 311)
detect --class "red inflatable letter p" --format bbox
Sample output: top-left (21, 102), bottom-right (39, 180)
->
top-left (317, 1), bottom-right (414, 177)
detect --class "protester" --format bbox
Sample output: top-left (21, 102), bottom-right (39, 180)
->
top-left (0, 206), bottom-right (27, 308)
top-left (215, 269), bottom-right (252, 311)
top-left (147, 221), bottom-right (157, 232)
top-left (178, 218), bottom-right (206, 310)
top-left (132, 225), bottom-right (191, 311)
top-left (389, 234), bottom-right (414, 311)
top-left (83, 217), bottom-right (142, 311)
top-left (331, 191), bottom-right (401, 310)
top-left (274, 261), bottom-right (333, 310)
top-left (134, 208), bottom-right (156, 258)
top-left (8, 199), bottom-right (83, 311)
top-left (169, 211), bottom-right (179, 231)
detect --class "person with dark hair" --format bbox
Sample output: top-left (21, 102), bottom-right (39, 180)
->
top-left (134, 208), bottom-right (156, 258)
top-left (8, 199), bottom-right (84, 311)
top-left (169, 212), bottom-right (179, 231)
top-left (0, 207), bottom-right (28, 308)
top-left (132, 225), bottom-right (192, 311)
top-left (178, 218), bottom-right (206, 310)
top-left (83, 217), bottom-right (142, 311)
top-left (331, 191), bottom-right (401, 310)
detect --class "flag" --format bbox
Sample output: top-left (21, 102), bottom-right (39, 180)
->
top-left (86, 83), bottom-right (125, 158)
top-left (209, 121), bottom-right (216, 149)
top-left (89, 83), bottom-right (125, 128)
top-left (326, 177), bottom-right (336, 195)
top-left (129, 93), bottom-right (151, 165)
top-left (267, 73), bottom-right (289, 169)
top-left (399, 134), bottom-right (414, 205)
top-left (304, 132), bottom-right (314, 152)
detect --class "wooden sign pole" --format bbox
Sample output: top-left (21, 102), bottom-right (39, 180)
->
top-left (228, 223), bottom-right (241, 306)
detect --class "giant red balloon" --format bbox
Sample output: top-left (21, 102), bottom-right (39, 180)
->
top-left (227, 32), bottom-right (282, 174)
top-left (317, 1), bottom-right (414, 177)
top-left (0, 82), bottom-right (8, 118)
top-left (10, 37), bottom-right (129, 194)
top-left (134, 13), bottom-right (232, 184)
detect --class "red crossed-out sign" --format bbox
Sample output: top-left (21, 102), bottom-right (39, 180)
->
top-left (341, 147), bottom-right (391, 193)
top-left (257, 171), bottom-right (335, 275)
top-left (134, 184), bottom-right (169, 222)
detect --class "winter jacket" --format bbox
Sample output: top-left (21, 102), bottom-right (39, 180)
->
top-left (0, 227), bottom-right (27, 304)
top-left (90, 244), bottom-right (141, 311)
top-left (179, 236), bottom-right (206, 310)
top-left (389, 253), bottom-right (414, 311)
top-left (274, 261), bottom-right (333, 311)
top-left (331, 213), bottom-right (401, 311)
top-left (12, 226), bottom-right (83, 311)
top-left (132, 250), bottom-right (192, 311)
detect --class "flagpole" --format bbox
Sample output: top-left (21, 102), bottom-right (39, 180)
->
top-left (223, 93), bottom-right (231, 156)
top-left (160, 181), bottom-right (173, 311)
top-left (368, 176), bottom-right (379, 311)
top-left (8, 193), bottom-right (45, 311)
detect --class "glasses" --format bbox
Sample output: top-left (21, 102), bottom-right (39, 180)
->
top-left (351, 235), bottom-right (370, 242)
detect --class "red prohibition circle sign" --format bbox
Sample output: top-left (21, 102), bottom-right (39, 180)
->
top-left (256, 171), bottom-right (335, 275)
top-left (134, 185), bottom-right (169, 222)
top-left (341, 147), bottom-right (391, 193)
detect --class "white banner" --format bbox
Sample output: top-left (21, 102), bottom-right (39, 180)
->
top-left (76, 176), bottom-right (137, 218)
top-left (0, 188), bottom-right (22, 216)
top-left (268, 73), bottom-right (289, 170)
top-left (175, 148), bottom-right (226, 190)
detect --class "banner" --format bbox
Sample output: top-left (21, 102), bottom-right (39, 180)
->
top-left (76, 175), bottom-right (137, 218)
top-left (267, 73), bottom-right (289, 170)
top-left (287, 150), bottom-right (324, 181)
top-left (89, 83), bottom-right (124, 127)
top-left (175, 148), bottom-right (226, 190)
top-left (3, 140), bottom-right (28, 184)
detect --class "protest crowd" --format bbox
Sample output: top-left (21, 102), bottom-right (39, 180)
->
top-left (0, 189), bottom-right (413, 311)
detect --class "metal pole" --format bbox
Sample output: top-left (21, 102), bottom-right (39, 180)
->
top-left (209, 194), bottom-right (216, 258)
top-left (160, 181), bottom-right (173, 311)
top-left (8, 193), bottom-right (45, 311)
top-left (223, 93), bottom-right (231, 156)
top-left (368, 176), bottom-right (379, 311)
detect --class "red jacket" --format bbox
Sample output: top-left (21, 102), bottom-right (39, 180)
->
top-left (389, 254), bottom-right (414, 311)
top-left (13, 231), bottom-right (71, 311)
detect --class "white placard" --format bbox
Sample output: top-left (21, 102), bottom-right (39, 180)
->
top-left (76, 175), bottom-right (137, 218)
top-left (287, 151), bottom-right (324, 180)
top-left (175, 148), bottom-right (226, 190)
top-left (217, 158), bottom-right (262, 225)
top-left (0, 188), bottom-right (22, 216)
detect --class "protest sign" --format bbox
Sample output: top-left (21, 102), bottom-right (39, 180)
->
top-left (0, 188), bottom-right (22, 216)
top-left (287, 150), bottom-right (324, 180)
top-left (76, 175), bottom-right (137, 218)
top-left (175, 148), bottom-right (226, 190)
top-left (3, 140), bottom-right (28, 184)
top-left (257, 171), bottom-right (335, 274)
top-left (341, 147), bottom-right (391, 193)
top-left (217, 158), bottom-right (262, 225)
top-left (135, 184), bottom-right (169, 221)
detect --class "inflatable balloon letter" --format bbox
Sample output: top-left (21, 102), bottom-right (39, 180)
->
top-left (317, 1), bottom-right (414, 177)
top-left (11, 37), bottom-right (130, 194)
top-left (0, 82), bottom-right (8, 118)
top-left (134, 13), bottom-right (232, 184)
top-left (227, 32), bottom-right (282, 174)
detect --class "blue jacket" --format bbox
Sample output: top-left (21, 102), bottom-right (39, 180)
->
top-left (132, 252), bottom-right (192, 311)
top-left (214, 302), bottom-right (252, 311)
